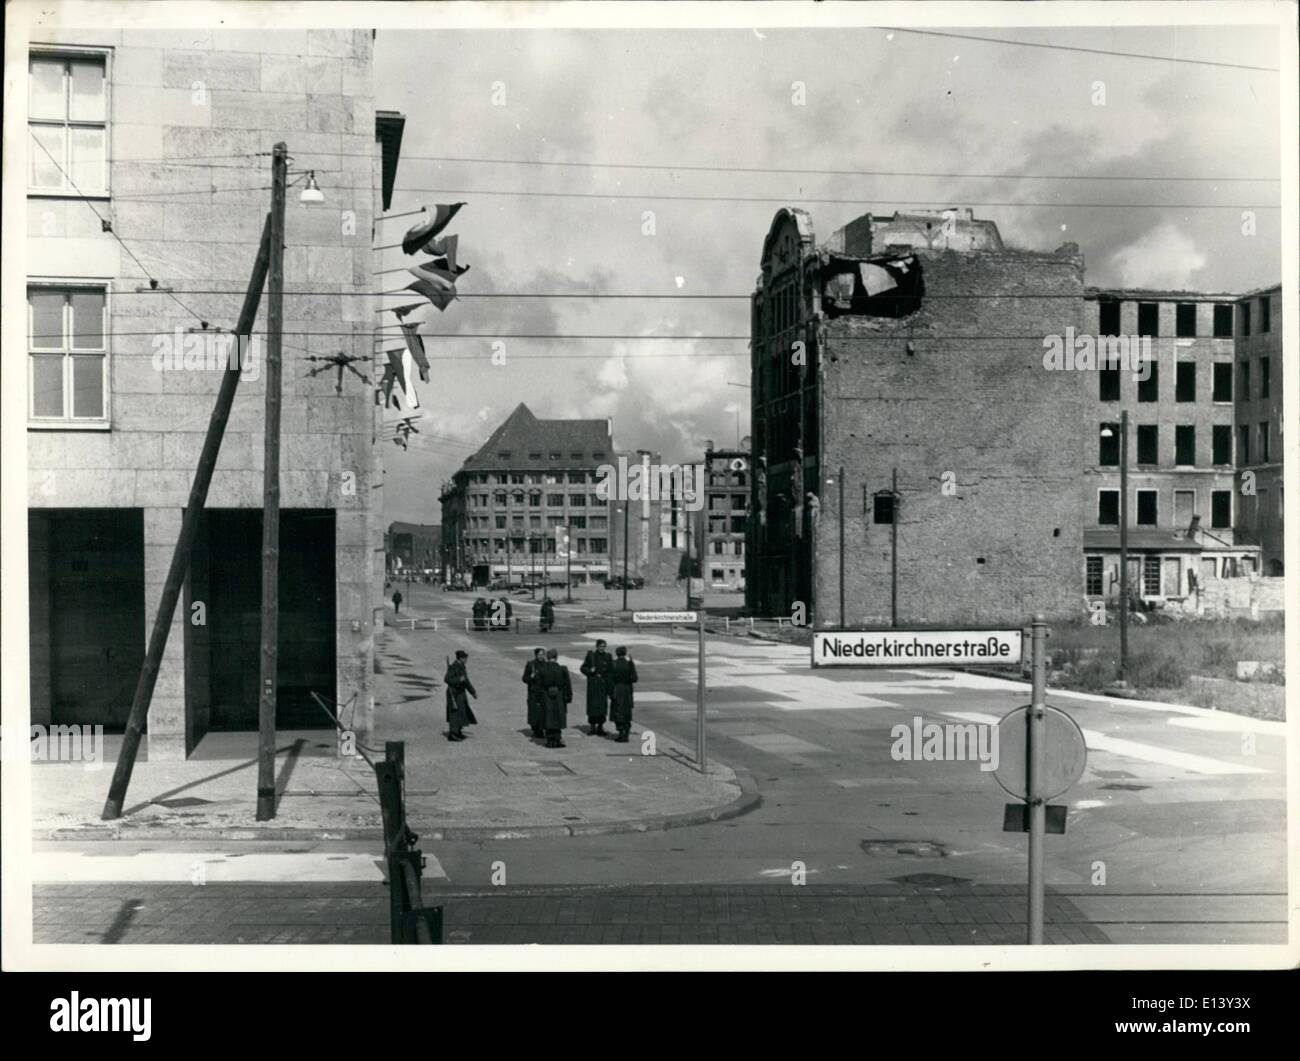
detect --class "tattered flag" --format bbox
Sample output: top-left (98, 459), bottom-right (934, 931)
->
top-left (401, 203), bottom-right (466, 255)
top-left (419, 232), bottom-right (462, 271)
top-left (400, 322), bottom-right (430, 382)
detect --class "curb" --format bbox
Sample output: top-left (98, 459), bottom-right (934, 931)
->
top-left (32, 764), bottom-right (762, 844)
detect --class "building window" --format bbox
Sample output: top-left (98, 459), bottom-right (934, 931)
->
top-left (1238, 361), bottom-right (1250, 400)
top-left (1142, 556), bottom-right (1161, 597)
top-left (1213, 304), bottom-right (1233, 338)
top-left (1260, 296), bottom-right (1270, 333)
top-left (1174, 425), bottom-right (1195, 467)
top-left (1238, 425), bottom-right (1250, 465)
top-left (1099, 423), bottom-right (1120, 466)
top-left (1259, 422), bottom-right (1270, 463)
top-left (1098, 490), bottom-right (1119, 526)
top-left (711, 568), bottom-right (725, 581)
top-left (1136, 425), bottom-right (1158, 466)
top-left (872, 493), bottom-right (895, 524)
top-left (567, 471), bottom-right (586, 484)
top-left (589, 537), bottom-right (608, 554)
top-left (590, 494), bottom-right (607, 508)
top-left (1239, 302), bottom-right (1251, 337)
top-left (589, 516), bottom-right (607, 530)
top-left (1211, 490), bottom-right (1231, 529)
top-left (528, 492), bottom-right (541, 507)
top-left (547, 493), bottom-right (565, 507)
top-left (28, 284), bottom-right (108, 423)
top-left (570, 516), bottom-right (586, 530)
top-left (1212, 362), bottom-right (1232, 402)
top-left (510, 473), bottom-right (524, 484)
top-left (1212, 424), bottom-right (1232, 465)
top-left (1085, 556), bottom-right (1104, 595)
top-left (1136, 490), bottom-right (1158, 526)
top-left (493, 491), bottom-right (507, 505)
top-left (569, 493), bottom-right (585, 508)
top-left (1098, 299), bottom-right (1121, 337)
top-left (1174, 361), bottom-right (1196, 402)
top-left (1260, 357), bottom-right (1270, 398)
top-left (1174, 489), bottom-right (1196, 528)
top-left (494, 515), bottom-right (506, 529)
top-left (1137, 362), bottom-right (1158, 402)
top-left (1175, 303), bottom-right (1196, 338)
top-left (570, 451), bottom-right (583, 460)
top-left (528, 451), bottom-right (541, 460)
top-left (549, 452), bottom-right (561, 460)
top-left (1098, 367), bottom-right (1120, 401)
top-left (592, 451), bottom-right (606, 460)
top-left (29, 52), bottom-right (108, 195)
top-left (1137, 302), bottom-right (1159, 338)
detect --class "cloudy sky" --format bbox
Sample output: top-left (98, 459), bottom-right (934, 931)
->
top-left (373, 20), bottom-right (1282, 525)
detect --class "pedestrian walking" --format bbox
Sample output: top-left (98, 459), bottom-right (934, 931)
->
top-left (392, 588), bottom-right (403, 615)
top-left (608, 645), bottom-right (638, 743)
top-left (522, 647), bottom-right (547, 738)
top-left (579, 638), bottom-right (613, 735)
top-left (443, 649), bottom-right (478, 741)
top-left (539, 596), bottom-right (555, 632)
top-left (540, 648), bottom-right (572, 748)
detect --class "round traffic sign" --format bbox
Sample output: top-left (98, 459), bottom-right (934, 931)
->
top-left (992, 704), bottom-right (1087, 801)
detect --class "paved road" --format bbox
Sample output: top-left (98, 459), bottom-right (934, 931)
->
top-left (31, 588), bottom-right (1288, 945)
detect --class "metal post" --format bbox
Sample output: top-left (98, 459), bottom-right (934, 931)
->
top-left (256, 142), bottom-right (287, 821)
top-left (684, 510), bottom-right (692, 609)
top-left (1118, 410), bottom-right (1129, 682)
top-left (696, 607), bottom-right (706, 772)
top-left (565, 524), bottom-right (572, 603)
top-left (529, 535), bottom-right (535, 600)
top-left (838, 465), bottom-right (845, 627)
top-left (1027, 614), bottom-right (1048, 944)
top-left (890, 467), bottom-right (899, 628)
top-left (621, 501), bottom-right (630, 611)
top-left (101, 215), bottom-right (272, 820)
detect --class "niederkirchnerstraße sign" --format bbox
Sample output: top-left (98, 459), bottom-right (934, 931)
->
top-left (812, 628), bottom-right (1024, 667)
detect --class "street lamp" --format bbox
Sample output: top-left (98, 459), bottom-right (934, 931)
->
top-left (1100, 412), bottom-right (1129, 681)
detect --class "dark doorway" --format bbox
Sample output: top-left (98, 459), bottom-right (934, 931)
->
top-left (197, 509), bottom-right (337, 731)
top-left (29, 509), bottom-right (145, 730)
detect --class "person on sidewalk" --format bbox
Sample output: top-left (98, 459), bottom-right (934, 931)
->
top-left (392, 588), bottom-right (403, 615)
top-left (608, 645), bottom-right (638, 743)
top-left (523, 647), bottom-right (547, 739)
top-left (540, 648), bottom-right (572, 748)
top-left (579, 638), bottom-right (613, 736)
top-left (539, 596), bottom-right (555, 633)
top-left (444, 649), bottom-right (478, 742)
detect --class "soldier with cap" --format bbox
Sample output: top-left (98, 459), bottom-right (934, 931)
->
top-left (522, 647), bottom-right (547, 739)
top-left (608, 645), bottom-right (638, 743)
top-left (540, 648), bottom-right (572, 748)
top-left (579, 638), bottom-right (613, 736)
top-left (443, 649), bottom-right (478, 742)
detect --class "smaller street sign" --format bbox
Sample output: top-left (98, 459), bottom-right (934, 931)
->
top-left (633, 611), bottom-right (698, 624)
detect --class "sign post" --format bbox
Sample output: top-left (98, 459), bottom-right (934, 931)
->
top-left (1027, 615), bottom-right (1047, 944)
top-left (633, 610), bottom-right (706, 770)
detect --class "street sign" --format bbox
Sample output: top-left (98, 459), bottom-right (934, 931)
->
top-left (992, 704), bottom-right (1087, 802)
top-left (812, 628), bottom-right (1023, 667)
top-left (633, 611), bottom-right (698, 624)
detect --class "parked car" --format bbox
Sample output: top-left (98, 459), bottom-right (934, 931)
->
top-left (604, 575), bottom-right (644, 590)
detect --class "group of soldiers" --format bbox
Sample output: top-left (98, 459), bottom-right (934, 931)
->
top-left (442, 638), bottom-right (639, 749)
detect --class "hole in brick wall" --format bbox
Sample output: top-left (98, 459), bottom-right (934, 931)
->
top-left (1053, 528), bottom-right (1061, 537)
top-left (976, 557), bottom-right (986, 566)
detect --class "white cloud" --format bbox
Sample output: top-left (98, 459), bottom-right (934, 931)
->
top-left (1108, 223), bottom-right (1208, 290)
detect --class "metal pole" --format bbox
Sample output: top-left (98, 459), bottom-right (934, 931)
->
top-left (1027, 614), bottom-right (1048, 944)
top-left (890, 467), bottom-right (899, 628)
top-left (529, 535), bottom-right (535, 600)
top-left (838, 466), bottom-right (845, 627)
top-left (696, 607), bottom-right (706, 771)
top-left (684, 510), bottom-right (692, 609)
top-left (1118, 410), bottom-right (1129, 682)
top-left (102, 215), bottom-right (272, 820)
top-left (256, 142), bottom-right (287, 821)
top-left (565, 525), bottom-right (572, 603)
top-left (621, 501), bottom-right (630, 611)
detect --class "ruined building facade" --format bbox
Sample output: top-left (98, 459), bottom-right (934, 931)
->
top-left (747, 209), bottom-right (1086, 626)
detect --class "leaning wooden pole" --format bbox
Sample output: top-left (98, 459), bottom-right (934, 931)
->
top-left (256, 142), bottom-right (288, 821)
top-left (102, 214), bottom-right (273, 820)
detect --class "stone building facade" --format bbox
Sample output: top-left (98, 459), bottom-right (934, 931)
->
top-left (1234, 284), bottom-right (1284, 574)
top-left (748, 208), bottom-right (1086, 626)
top-left (699, 443), bottom-right (750, 590)
top-left (24, 28), bottom-right (398, 757)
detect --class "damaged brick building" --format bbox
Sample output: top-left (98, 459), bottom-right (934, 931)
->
top-left (747, 208), bottom-right (1086, 626)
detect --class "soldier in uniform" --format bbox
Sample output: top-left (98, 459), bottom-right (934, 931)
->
top-left (608, 645), bottom-right (638, 743)
top-left (443, 649), bottom-right (478, 741)
top-left (539, 596), bottom-right (556, 632)
top-left (579, 638), bottom-right (613, 736)
top-left (540, 648), bottom-right (572, 748)
top-left (522, 647), bottom-right (547, 739)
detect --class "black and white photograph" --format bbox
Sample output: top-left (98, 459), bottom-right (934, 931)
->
top-left (2, 0), bottom-right (1296, 982)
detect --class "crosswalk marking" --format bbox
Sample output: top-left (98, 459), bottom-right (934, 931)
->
top-left (31, 851), bottom-right (448, 884)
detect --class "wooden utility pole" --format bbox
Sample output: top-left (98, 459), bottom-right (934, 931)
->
top-left (1118, 410), bottom-right (1129, 682)
top-left (256, 142), bottom-right (288, 821)
top-left (890, 467), bottom-right (899, 628)
top-left (102, 216), bottom-right (272, 820)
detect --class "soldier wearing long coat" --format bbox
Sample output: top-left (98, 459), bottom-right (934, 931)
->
top-left (579, 639), bottom-right (613, 735)
top-left (608, 646), bottom-right (637, 743)
top-left (540, 648), bottom-right (572, 748)
top-left (444, 650), bottom-right (477, 741)
top-left (522, 647), bottom-right (547, 738)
